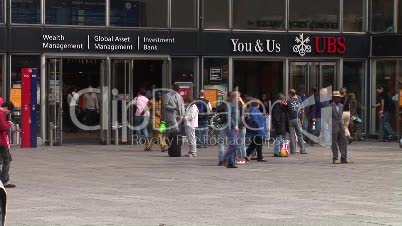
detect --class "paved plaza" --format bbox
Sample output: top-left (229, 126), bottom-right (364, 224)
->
top-left (4, 141), bottom-right (402, 225)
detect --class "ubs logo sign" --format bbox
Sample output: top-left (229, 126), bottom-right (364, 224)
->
top-left (293, 33), bottom-right (312, 57)
top-left (293, 33), bottom-right (347, 57)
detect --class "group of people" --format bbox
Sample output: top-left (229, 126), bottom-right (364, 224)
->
top-left (135, 84), bottom-right (361, 168)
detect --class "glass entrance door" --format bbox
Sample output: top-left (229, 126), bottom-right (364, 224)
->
top-left (111, 60), bottom-right (134, 144)
top-left (290, 62), bottom-right (337, 94)
top-left (47, 58), bottom-right (63, 145)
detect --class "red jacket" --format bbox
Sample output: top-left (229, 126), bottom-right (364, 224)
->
top-left (0, 110), bottom-right (11, 148)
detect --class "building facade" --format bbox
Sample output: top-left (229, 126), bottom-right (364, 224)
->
top-left (0, 0), bottom-right (401, 145)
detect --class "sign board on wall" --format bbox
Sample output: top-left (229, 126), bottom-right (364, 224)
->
top-left (209, 68), bottom-right (222, 81)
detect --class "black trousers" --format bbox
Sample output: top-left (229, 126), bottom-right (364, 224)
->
top-left (246, 136), bottom-right (263, 160)
top-left (0, 146), bottom-right (12, 184)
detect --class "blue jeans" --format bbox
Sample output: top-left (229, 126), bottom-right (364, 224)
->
top-left (236, 127), bottom-right (247, 158)
top-left (135, 116), bottom-right (149, 139)
top-left (218, 127), bottom-right (226, 161)
top-left (274, 134), bottom-right (284, 155)
top-left (223, 128), bottom-right (239, 165)
top-left (383, 112), bottom-right (396, 137)
top-left (289, 118), bottom-right (305, 153)
top-left (196, 121), bottom-right (209, 146)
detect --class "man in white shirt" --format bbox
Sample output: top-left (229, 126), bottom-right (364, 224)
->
top-left (183, 96), bottom-right (198, 157)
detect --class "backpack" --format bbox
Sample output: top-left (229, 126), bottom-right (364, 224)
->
top-left (216, 102), bottom-right (228, 125)
top-left (196, 99), bottom-right (208, 121)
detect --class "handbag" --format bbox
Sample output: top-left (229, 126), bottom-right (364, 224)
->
top-left (279, 140), bottom-right (290, 157)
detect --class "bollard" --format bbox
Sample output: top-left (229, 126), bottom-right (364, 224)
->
top-left (112, 121), bottom-right (122, 145)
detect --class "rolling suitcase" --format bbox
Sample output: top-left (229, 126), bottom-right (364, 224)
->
top-left (168, 131), bottom-right (182, 157)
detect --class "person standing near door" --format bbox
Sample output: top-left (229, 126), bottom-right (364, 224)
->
top-left (286, 89), bottom-right (306, 155)
top-left (340, 87), bottom-right (352, 143)
top-left (163, 84), bottom-right (185, 157)
top-left (326, 91), bottom-right (352, 164)
top-left (372, 85), bottom-right (397, 141)
top-left (195, 90), bottom-right (212, 148)
top-left (0, 101), bottom-right (16, 188)
top-left (183, 96), bottom-right (199, 157)
top-left (83, 86), bottom-right (100, 128)
top-left (132, 88), bottom-right (150, 145)
top-left (347, 93), bottom-right (363, 141)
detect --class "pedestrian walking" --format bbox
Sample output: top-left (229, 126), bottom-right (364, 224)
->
top-left (145, 91), bottom-right (168, 152)
top-left (346, 93), bottom-right (363, 142)
top-left (83, 86), bottom-right (99, 127)
top-left (132, 88), bottom-right (150, 146)
top-left (163, 84), bottom-right (185, 157)
top-left (245, 100), bottom-right (267, 162)
top-left (272, 93), bottom-right (288, 157)
top-left (286, 89), bottom-right (307, 154)
top-left (236, 96), bottom-right (247, 164)
top-left (222, 91), bottom-right (241, 168)
top-left (183, 96), bottom-right (199, 157)
top-left (0, 101), bottom-right (16, 188)
top-left (340, 87), bottom-right (353, 143)
top-left (195, 90), bottom-right (212, 148)
top-left (327, 91), bottom-right (352, 164)
top-left (372, 85), bottom-right (397, 141)
top-left (216, 99), bottom-right (229, 165)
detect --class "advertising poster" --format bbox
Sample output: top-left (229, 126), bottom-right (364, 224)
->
top-left (204, 89), bottom-right (218, 107)
top-left (204, 84), bottom-right (228, 105)
top-left (10, 88), bottom-right (22, 107)
top-left (175, 82), bottom-right (193, 99)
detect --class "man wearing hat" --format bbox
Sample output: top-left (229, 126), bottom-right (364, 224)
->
top-left (327, 91), bottom-right (352, 164)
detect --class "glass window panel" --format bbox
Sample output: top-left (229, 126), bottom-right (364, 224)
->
top-left (399, 0), bottom-right (402, 32)
top-left (233, 61), bottom-right (283, 100)
top-left (371, 0), bottom-right (394, 32)
top-left (0, 0), bottom-right (3, 23)
top-left (203, 58), bottom-right (229, 103)
top-left (372, 60), bottom-right (399, 139)
top-left (110, 0), bottom-right (167, 28)
top-left (203, 0), bottom-right (229, 29)
top-left (171, 0), bottom-right (197, 28)
top-left (233, 0), bottom-right (285, 30)
top-left (0, 56), bottom-right (3, 96)
top-left (343, 61), bottom-right (366, 138)
top-left (45, 0), bottom-right (105, 25)
top-left (11, 0), bottom-right (41, 24)
top-left (289, 0), bottom-right (339, 31)
top-left (343, 0), bottom-right (364, 32)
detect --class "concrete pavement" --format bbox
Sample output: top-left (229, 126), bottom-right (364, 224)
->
top-left (4, 141), bottom-right (402, 225)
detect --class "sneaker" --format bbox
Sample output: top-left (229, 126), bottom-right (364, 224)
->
top-left (185, 153), bottom-right (193, 157)
top-left (300, 151), bottom-right (308, 155)
top-left (295, 149), bottom-right (300, 153)
top-left (191, 153), bottom-right (198, 157)
top-left (257, 159), bottom-right (267, 162)
top-left (144, 147), bottom-right (152, 152)
top-left (237, 159), bottom-right (246, 165)
top-left (218, 160), bottom-right (225, 166)
top-left (4, 183), bottom-right (16, 188)
top-left (244, 156), bottom-right (250, 161)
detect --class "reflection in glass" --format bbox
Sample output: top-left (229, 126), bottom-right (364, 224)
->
top-left (343, 0), bottom-right (364, 32)
top-left (11, 0), bottom-right (41, 24)
top-left (371, 0), bottom-right (394, 32)
top-left (233, 0), bottom-right (285, 30)
top-left (171, 0), bottom-right (197, 28)
top-left (45, 0), bottom-right (105, 25)
top-left (110, 0), bottom-right (167, 27)
top-left (203, 0), bottom-right (229, 29)
top-left (233, 61), bottom-right (283, 99)
top-left (289, 0), bottom-right (339, 31)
